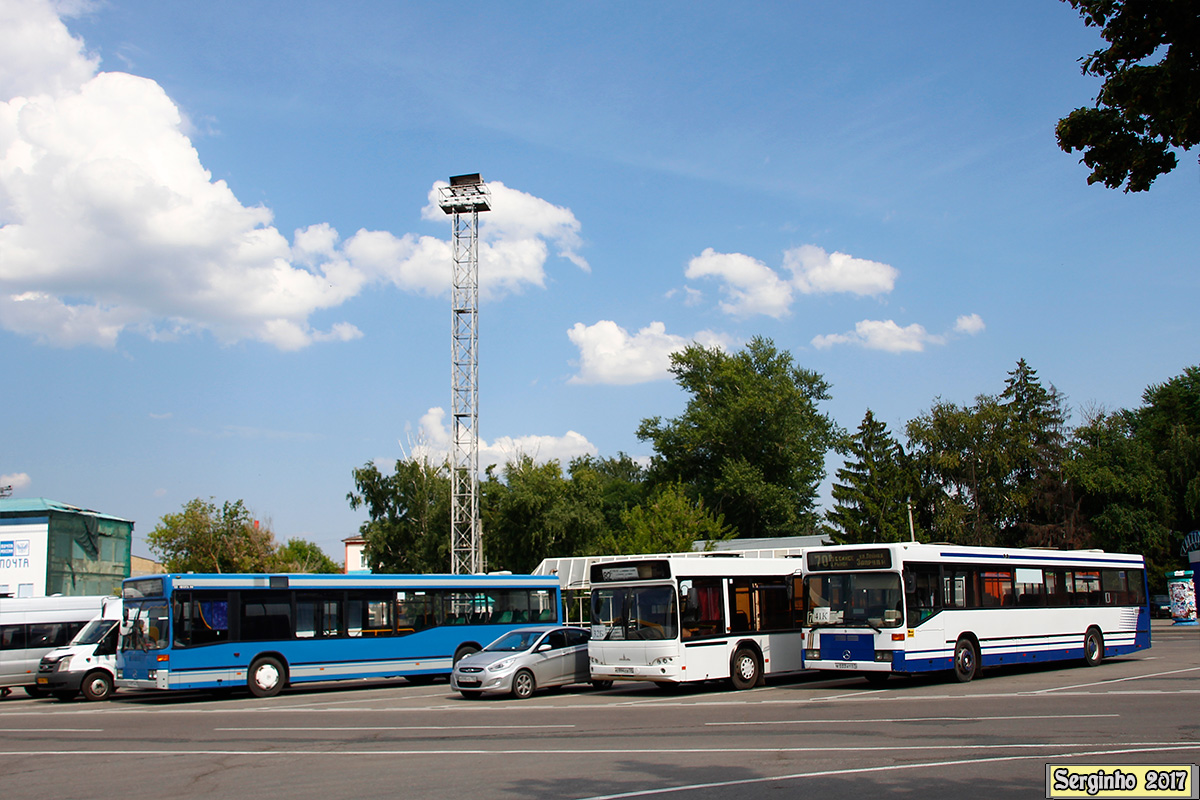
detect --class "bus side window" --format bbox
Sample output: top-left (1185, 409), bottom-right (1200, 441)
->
top-left (905, 563), bottom-right (941, 626)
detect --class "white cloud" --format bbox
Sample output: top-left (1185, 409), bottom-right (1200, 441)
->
top-left (955, 313), bottom-right (985, 335)
top-left (685, 248), bottom-right (792, 318)
top-left (566, 319), bottom-right (731, 385)
top-left (406, 407), bottom-right (597, 470)
top-left (0, 2), bottom-right (587, 349)
top-left (812, 319), bottom-right (943, 353)
top-left (784, 244), bottom-right (898, 296)
top-left (682, 244), bottom-right (898, 319)
top-left (1, 471), bottom-right (31, 491)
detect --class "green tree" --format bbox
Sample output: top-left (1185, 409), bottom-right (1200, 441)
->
top-left (147, 498), bottom-right (277, 573)
top-left (827, 410), bottom-right (918, 544)
top-left (1138, 365), bottom-right (1200, 535)
top-left (347, 458), bottom-right (450, 573)
top-left (273, 538), bottom-right (341, 573)
top-left (637, 337), bottom-right (840, 538)
top-left (482, 455), bottom-right (605, 573)
top-left (592, 482), bottom-right (734, 555)
top-left (1056, 0), bottom-right (1200, 191)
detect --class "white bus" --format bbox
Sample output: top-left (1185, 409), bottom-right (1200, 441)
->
top-left (588, 556), bottom-right (805, 690)
top-left (800, 543), bottom-right (1151, 684)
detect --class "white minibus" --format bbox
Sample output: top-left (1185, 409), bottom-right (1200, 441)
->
top-left (0, 595), bottom-right (109, 698)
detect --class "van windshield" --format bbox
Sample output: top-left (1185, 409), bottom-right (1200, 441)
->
top-left (72, 618), bottom-right (117, 646)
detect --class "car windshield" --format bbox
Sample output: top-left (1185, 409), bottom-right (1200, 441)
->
top-left (805, 572), bottom-right (904, 630)
top-left (484, 630), bottom-right (546, 652)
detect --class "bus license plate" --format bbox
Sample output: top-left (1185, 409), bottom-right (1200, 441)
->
top-left (614, 667), bottom-right (634, 674)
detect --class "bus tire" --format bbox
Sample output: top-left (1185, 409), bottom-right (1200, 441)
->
top-left (1083, 628), bottom-right (1104, 667)
top-left (248, 655), bottom-right (286, 698)
top-left (591, 680), bottom-right (614, 690)
top-left (953, 636), bottom-right (979, 683)
top-left (81, 670), bottom-right (114, 701)
top-left (730, 647), bottom-right (760, 690)
top-left (453, 645), bottom-right (479, 665)
top-left (511, 669), bottom-right (536, 700)
top-left (864, 672), bottom-right (889, 687)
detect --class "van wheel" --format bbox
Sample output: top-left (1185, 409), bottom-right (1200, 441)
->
top-left (953, 637), bottom-right (979, 683)
top-left (23, 685), bottom-right (44, 699)
top-left (1083, 628), bottom-right (1104, 667)
top-left (81, 671), bottom-right (114, 701)
top-left (53, 690), bottom-right (78, 702)
top-left (730, 647), bottom-right (760, 690)
top-left (247, 656), bottom-right (286, 698)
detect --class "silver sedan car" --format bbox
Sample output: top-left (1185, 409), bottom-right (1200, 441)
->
top-left (451, 625), bottom-right (612, 699)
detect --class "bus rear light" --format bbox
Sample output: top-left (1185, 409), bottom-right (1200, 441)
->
top-left (874, 651), bottom-right (892, 662)
top-left (156, 655), bottom-right (169, 662)
top-left (892, 633), bottom-right (905, 641)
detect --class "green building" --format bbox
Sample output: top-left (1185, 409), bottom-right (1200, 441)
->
top-left (0, 498), bottom-right (132, 597)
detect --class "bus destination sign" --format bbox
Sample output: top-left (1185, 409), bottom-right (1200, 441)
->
top-left (806, 549), bottom-right (893, 572)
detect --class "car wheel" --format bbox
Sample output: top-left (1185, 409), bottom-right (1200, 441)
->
top-left (247, 655), bottom-right (286, 698)
top-left (81, 670), bottom-right (114, 701)
top-left (511, 669), bottom-right (536, 700)
top-left (730, 647), bottom-right (760, 690)
top-left (1083, 628), bottom-right (1104, 667)
top-left (953, 637), bottom-right (978, 683)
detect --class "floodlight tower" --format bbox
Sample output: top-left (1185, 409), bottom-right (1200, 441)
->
top-left (438, 173), bottom-right (490, 575)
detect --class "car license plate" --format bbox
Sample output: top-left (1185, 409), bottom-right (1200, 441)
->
top-left (458, 678), bottom-right (480, 687)
top-left (614, 667), bottom-right (634, 674)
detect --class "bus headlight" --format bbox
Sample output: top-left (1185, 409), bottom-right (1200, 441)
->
top-left (805, 649), bottom-right (820, 661)
top-left (874, 651), bottom-right (893, 662)
top-left (650, 656), bottom-right (674, 666)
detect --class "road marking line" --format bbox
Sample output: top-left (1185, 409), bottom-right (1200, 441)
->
top-left (706, 713), bottom-right (1118, 726)
top-left (216, 724), bottom-right (575, 731)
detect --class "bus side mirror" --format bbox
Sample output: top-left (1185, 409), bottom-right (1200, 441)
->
top-left (903, 573), bottom-right (916, 593)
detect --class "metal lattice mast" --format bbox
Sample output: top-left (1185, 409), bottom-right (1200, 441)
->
top-left (438, 174), bottom-right (490, 575)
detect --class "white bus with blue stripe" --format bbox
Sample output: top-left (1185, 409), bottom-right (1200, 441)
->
top-left (800, 543), bottom-right (1150, 684)
top-left (116, 572), bottom-right (562, 697)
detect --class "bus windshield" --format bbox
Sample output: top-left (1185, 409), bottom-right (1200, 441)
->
top-left (121, 600), bottom-right (170, 651)
top-left (591, 584), bottom-right (678, 641)
top-left (806, 572), bottom-right (904, 630)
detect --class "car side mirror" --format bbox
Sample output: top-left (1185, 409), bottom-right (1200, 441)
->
top-left (537, 642), bottom-right (552, 652)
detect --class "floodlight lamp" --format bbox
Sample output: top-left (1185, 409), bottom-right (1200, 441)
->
top-left (438, 173), bottom-right (491, 214)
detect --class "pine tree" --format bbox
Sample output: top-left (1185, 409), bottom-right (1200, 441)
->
top-left (827, 410), bottom-right (916, 544)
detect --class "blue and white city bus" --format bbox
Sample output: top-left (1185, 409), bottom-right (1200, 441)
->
top-left (800, 543), bottom-right (1150, 684)
top-left (116, 572), bottom-right (562, 697)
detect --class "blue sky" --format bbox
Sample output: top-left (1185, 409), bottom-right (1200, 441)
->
top-left (2, 0), bottom-right (1196, 564)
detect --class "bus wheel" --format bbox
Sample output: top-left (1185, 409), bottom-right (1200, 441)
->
top-left (953, 637), bottom-right (978, 683)
top-left (730, 647), bottom-right (760, 690)
top-left (864, 672), bottom-right (889, 687)
top-left (81, 671), bottom-right (114, 701)
top-left (453, 645), bottom-right (479, 665)
top-left (1083, 628), bottom-right (1104, 667)
top-left (511, 669), bottom-right (536, 700)
top-left (591, 680), bottom-right (614, 690)
top-left (248, 656), bottom-right (286, 698)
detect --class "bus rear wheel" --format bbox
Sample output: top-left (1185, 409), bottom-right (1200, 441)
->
top-left (248, 655), bottom-right (286, 698)
top-left (730, 647), bottom-right (760, 690)
top-left (1083, 628), bottom-right (1104, 667)
top-left (953, 637), bottom-right (979, 683)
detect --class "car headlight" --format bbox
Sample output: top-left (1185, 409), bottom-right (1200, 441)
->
top-left (57, 655), bottom-right (73, 671)
top-left (488, 658), bottom-right (516, 672)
